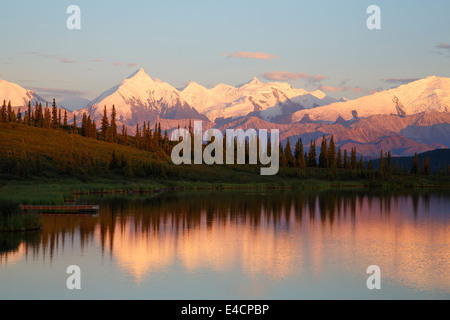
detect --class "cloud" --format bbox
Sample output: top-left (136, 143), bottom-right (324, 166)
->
top-left (127, 63), bottom-right (138, 67)
top-left (432, 42), bottom-right (450, 57)
top-left (318, 84), bottom-right (363, 93)
top-left (92, 59), bottom-right (102, 63)
top-left (436, 42), bottom-right (450, 49)
top-left (260, 71), bottom-right (328, 84)
top-left (29, 87), bottom-right (89, 99)
top-left (24, 51), bottom-right (76, 64)
top-left (113, 62), bottom-right (122, 67)
top-left (223, 51), bottom-right (278, 60)
top-left (380, 78), bottom-right (420, 85)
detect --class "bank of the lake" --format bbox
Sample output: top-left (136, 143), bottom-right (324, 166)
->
top-left (1, 170), bottom-right (449, 205)
top-left (0, 200), bottom-right (42, 232)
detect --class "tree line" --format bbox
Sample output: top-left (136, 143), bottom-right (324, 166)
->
top-left (1, 99), bottom-right (449, 180)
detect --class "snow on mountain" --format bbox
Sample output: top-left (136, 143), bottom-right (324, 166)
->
top-left (181, 78), bottom-right (338, 122)
top-left (292, 76), bottom-right (450, 123)
top-left (77, 68), bottom-right (208, 126)
top-left (0, 79), bottom-right (46, 107)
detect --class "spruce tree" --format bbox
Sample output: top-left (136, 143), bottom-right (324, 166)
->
top-left (284, 138), bottom-right (293, 167)
top-left (101, 105), bottom-right (110, 141)
top-left (7, 101), bottom-right (13, 122)
top-left (27, 101), bottom-right (32, 123)
top-left (51, 99), bottom-right (58, 127)
top-left (359, 156), bottom-right (364, 170)
top-left (122, 124), bottom-right (128, 145)
top-left (411, 152), bottom-right (419, 174)
top-left (328, 135), bottom-right (336, 168)
top-left (308, 140), bottom-right (317, 167)
top-left (319, 135), bottom-right (328, 168)
top-left (296, 138), bottom-right (306, 169)
top-left (343, 149), bottom-right (348, 169)
top-left (337, 148), bottom-right (342, 168)
top-left (351, 147), bottom-right (357, 170)
top-left (73, 114), bottom-right (77, 132)
top-left (421, 156), bottom-right (431, 175)
top-left (0, 100), bottom-right (6, 122)
top-left (386, 151), bottom-right (392, 174)
top-left (110, 105), bottom-right (117, 143)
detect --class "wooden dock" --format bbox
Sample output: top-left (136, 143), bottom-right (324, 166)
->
top-left (20, 205), bottom-right (99, 215)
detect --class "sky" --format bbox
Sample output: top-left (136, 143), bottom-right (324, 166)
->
top-left (1, 0), bottom-right (450, 107)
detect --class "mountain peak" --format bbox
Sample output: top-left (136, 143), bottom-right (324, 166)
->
top-left (126, 68), bottom-right (150, 80)
top-left (0, 79), bottom-right (46, 107)
top-left (183, 81), bottom-right (208, 92)
top-left (237, 77), bottom-right (263, 88)
top-left (248, 77), bottom-right (262, 85)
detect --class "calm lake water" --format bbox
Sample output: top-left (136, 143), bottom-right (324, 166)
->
top-left (0, 190), bottom-right (449, 300)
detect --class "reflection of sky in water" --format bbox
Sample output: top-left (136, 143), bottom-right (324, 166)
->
top-left (1, 191), bottom-right (449, 299)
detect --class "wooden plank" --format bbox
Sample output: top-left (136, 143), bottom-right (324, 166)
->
top-left (20, 205), bottom-right (99, 214)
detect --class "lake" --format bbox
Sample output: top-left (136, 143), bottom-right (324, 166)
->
top-left (0, 189), bottom-right (449, 300)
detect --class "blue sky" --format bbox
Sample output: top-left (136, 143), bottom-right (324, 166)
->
top-left (1, 0), bottom-right (449, 103)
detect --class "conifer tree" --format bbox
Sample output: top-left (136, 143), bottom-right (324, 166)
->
top-left (328, 135), bottom-right (336, 168)
top-left (73, 114), bottom-right (77, 132)
top-left (295, 138), bottom-right (306, 169)
top-left (337, 148), bottom-right (342, 168)
top-left (122, 124), bottom-right (128, 145)
top-left (0, 100), bottom-right (6, 122)
top-left (284, 138), bottom-right (293, 167)
top-left (44, 107), bottom-right (51, 128)
top-left (358, 156), bottom-right (364, 170)
top-left (351, 147), bottom-right (357, 170)
top-left (64, 110), bottom-right (68, 126)
top-left (279, 143), bottom-right (287, 167)
top-left (319, 135), bottom-right (328, 168)
top-left (411, 152), bottom-right (419, 174)
top-left (386, 151), bottom-right (392, 174)
top-left (27, 101), bottom-right (32, 123)
top-left (51, 99), bottom-right (58, 127)
top-left (343, 149), bottom-right (348, 169)
top-left (7, 101), bottom-right (13, 122)
top-left (308, 140), bottom-right (317, 167)
top-left (110, 105), bottom-right (117, 143)
top-left (101, 105), bottom-right (110, 140)
top-left (421, 156), bottom-right (431, 175)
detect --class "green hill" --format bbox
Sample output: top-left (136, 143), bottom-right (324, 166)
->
top-left (0, 122), bottom-right (293, 185)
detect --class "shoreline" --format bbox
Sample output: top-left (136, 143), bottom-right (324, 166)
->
top-left (1, 177), bottom-right (450, 205)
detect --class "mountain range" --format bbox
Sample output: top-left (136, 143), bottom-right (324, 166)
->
top-left (1, 69), bottom-right (449, 158)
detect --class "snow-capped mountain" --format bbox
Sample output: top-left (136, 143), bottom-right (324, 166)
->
top-left (77, 68), bottom-right (208, 126)
top-left (292, 76), bottom-right (450, 123)
top-left (0, 79), bottom-right (46, 107)
top-left (181, 77), bottom-right (338, 122)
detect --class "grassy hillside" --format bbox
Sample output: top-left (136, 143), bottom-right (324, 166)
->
top-left (0, 122), bottom-right (305, 185)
